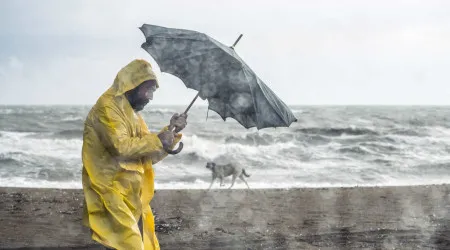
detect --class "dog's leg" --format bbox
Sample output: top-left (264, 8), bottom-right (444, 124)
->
top-left (239, 175), bottom-right (250, 189)
top-left (220, 177), bottom-right (224, 187)
top-left (208, 177), bottom-right (216, 190)
top-left (229, 174), bottom-right (238, 189)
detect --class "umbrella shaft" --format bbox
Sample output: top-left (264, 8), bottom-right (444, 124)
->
top-left (184, 92), bottom-right (200, 114)
top-left (232, 34), bottom-right (243, 48)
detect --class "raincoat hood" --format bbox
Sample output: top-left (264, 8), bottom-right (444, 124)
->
top-left (111, 59), bottom-right (159, 97)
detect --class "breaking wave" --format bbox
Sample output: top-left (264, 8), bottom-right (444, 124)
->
top-left (296, 127), bottom-right (379, 136)
top-left (1, 105), bottom-right (450, 189)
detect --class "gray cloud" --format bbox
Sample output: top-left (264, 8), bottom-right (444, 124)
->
top-left (1, 0), bottom-right (450, 105)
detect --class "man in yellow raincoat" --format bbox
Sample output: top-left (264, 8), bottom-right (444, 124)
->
top-left (81, 59), bottom-right (186, 249)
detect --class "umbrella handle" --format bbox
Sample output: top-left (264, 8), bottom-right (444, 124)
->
top-left (164, 142), bottom-right (183, 155)
top-left (164, 91), bottom-right (200, 154)
top-left (164, 126), bottom-right (183, 155)
top-left (166, 92), bottom-right (199, 132)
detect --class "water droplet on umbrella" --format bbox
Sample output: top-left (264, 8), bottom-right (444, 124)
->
top-left (173, 42), bottom-right (187, 51)
top-left (200, 83), bottom-right (218, 99)
top-left (230, 93), bottom-right (252, 113)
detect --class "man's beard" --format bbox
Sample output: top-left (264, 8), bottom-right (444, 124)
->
top-left (126, 90), bottom-right (149, 112)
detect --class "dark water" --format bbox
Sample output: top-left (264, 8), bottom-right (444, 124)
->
top-left (1, 105), bottom-right (450, 189)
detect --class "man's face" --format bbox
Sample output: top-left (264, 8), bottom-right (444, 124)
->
top-left (126, 80), bottom-right (157, 112)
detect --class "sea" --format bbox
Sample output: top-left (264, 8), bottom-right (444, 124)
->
top-left (0, 105), bottom-right (449, 189)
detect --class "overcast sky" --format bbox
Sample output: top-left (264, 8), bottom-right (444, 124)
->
top-left (0, 0), bottom-right (449, 105)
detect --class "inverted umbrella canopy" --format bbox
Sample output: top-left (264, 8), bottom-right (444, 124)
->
top-left (139, 24), bottom-right (297, 130)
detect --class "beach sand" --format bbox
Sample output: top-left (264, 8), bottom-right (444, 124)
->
top-left (0, 185), bottom-right (449, 249)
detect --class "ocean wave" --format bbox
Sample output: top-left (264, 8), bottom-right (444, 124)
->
top-left (359, 142), bottom-right (400, 152)
top-left (61, 116), bottom-right (84, 122)
top-left (297, 126), bottom-right (428, 139)
top-left (371, 158), bottom-right (393, 165)
top-left (338, 145), bottom-right (373, 155)
top-left (300, 134), bottom-right (332, 145)
top-left (0, 155), bottom-right (22, 167)
top-left (0, 131), bottom-right (82, 159)
top-left (375, 136), bottom-right (398, 143)
top-left (0, 155), bottom-right (79, 186)
top-left (223, 132), bottom-right (327, 146)
top-left (387, 128), bottom-right (426, 137)
top-left (427, 126), bottom-right (450, 137)
top-left (144, 108), bottom-right (177, 116)
top-left (0, 108), bottom-right (45, 115)
top-left (225, 133), bottom-right (277, 145)
top-left (35, 168), bottom-right (75, 181)
top-left (0, 108), bottom-right (14, 115)
top-left (0, 130), bottom-right (37, 138)
top-left (180, 134), bottom-right (297, 162)
top-left (291, 109), bottom-right (304, 113)
top-left (296, 127), bottom-right (379, 137)
top-left (408, 118), bottom-right (426, 126)
top-left (409, 162), bottom-right (450, 173)
top-left (165, 152), bottom-right (208, 164)
top-left (166, 175), bottom-right (203, 183)
top-left (23, 129), bottom-right (84, 140)
top-left (0, 177), bottom-right (82, 189)
top-left (53, 129), bottom-right (83, 139)
top-left (0, 119), bottom-right (50, 133)
top-left (0, 152), bottom-right (38, 174)
top-left (2, 105), bottom-right (450, 189)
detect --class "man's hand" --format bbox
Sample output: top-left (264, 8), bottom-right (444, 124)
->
top-left (158, 131), bottom-right (175, 149)
top-left (170, 113), bottom-right (187, 132)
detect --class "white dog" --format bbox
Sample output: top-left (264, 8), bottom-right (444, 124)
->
top-left (205, 162), bottom-right (250, 189)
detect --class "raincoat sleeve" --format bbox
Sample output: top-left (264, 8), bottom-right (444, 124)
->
top-left (93, 105), bottom-right (165, 160)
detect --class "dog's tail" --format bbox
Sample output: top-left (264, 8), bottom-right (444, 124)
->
top-left (242, 169), bottom-right (250, 177)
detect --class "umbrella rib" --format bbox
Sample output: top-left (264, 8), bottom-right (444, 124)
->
top-left (241, 66), bottom-right (292, 128)
top-left (240, 67), bottom-right (260, 129)
top-left (257, 81), bottom-right (292, 127)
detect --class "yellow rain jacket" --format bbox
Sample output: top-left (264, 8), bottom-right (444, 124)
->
top-left (81, 59), bottom-right (181, 250)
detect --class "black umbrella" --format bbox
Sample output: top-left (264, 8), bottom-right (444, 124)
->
top-left (139, 24), bottom-right (297, 153)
